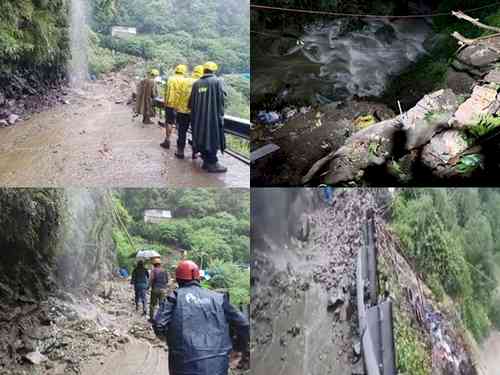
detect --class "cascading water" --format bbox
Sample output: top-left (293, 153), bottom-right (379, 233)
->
top-left (69, 0), bottom-right (89, 87)
top-left (57, 189), bottom-right (116, 289)
top-left (253, 18), bottom-right (433, 104)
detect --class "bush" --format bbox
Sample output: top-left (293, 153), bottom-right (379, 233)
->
top-left (395, 315), bottom-right (431, 375)
top-left (462, 297), bottom-right (491, 341)
top-left (206, 260), bottom-right (250, 306)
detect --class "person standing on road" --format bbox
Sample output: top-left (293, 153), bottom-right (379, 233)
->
top-left (174, 65), bottom-right (204, 160)
top-left (162, 64), bottom-right (188, 150)
top-left (130, 260), bottom-right (149, 315)
top-left (135, 69), bottom-right (159, 124)
top-left (188, 62), bottom-right (228, 173)
top-left (149, 258), bottom-right (169, 321)
top-left (153, 260), bottom-right (249, 375)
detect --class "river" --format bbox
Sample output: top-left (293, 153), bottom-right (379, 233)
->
top-left (252, 17), bottom-right (432, 105)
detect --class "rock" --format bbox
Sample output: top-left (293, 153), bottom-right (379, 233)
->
top-left (327, 294), bottom-right (344, 312)
top-left (452, 85), bottom-right (498, 126)
top-left (421, 130), bottom-right (469, 178)
top-left (483, 69), bottom-right (500, 84)
top-left (24, 351), bottom-right (48, 365)
top-left (118, 336), bottom-right (130, 344)
top-left (0, 92), bottom-right (5, 106)
top-left (353, 341), bottom-right (361, 356)
top-left (405, 89), bottom-right (458, 126)
top-left (446, 69), bottom-right (475, 95)
top-left (0, 119), bottom-right (8, 127)
top-left (455, 44), bottom-right (500, 69)
top-left (7, 114), bottom-right (19, 125)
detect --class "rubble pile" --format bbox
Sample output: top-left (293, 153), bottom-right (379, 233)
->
top-left (0, 280), bottom-right (160, 375)
top-left (252, 189), bottom-right (378, 375)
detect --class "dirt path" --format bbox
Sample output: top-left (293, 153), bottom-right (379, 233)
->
top-left (76, 280), bottom-right (169, 375)
top-left (81, 338), bottom-right (168, 375)
top-left (0, 79), bottom-right (248, 188)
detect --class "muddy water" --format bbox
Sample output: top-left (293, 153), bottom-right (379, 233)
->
top-left (0, 81), bottom-right (248, 187)
top-left (252, 189), bottom-right (374, 374)
top-left (479, 331), bottom-right (500, 375)
top-left (253, 18), bottom-right (431, 104)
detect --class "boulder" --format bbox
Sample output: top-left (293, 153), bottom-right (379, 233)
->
top-left (455, 44), bottom-right (500, 69)
top-left (446, 69), bottom-right (475, 95)
top-left (24, 351), bottom-right (48, 365)
top-left (7, 114), bottom-right (19, 125)
top-left (421, 130), bottom-right (469, 178)
top-left (483, 69), bottom-right (500, 84)
top-left (452, 85), bottom-right (498, 126)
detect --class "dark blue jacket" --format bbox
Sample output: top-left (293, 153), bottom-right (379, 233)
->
top-left (153, 282), bottom-right (249, 375)
top-left (131, 267), bottom-right (149, 289)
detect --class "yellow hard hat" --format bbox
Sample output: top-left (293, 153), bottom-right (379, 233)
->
top-left (150, 69), bottom-right (160, 77)
top-left (175, 64), bottom-right (188, 74)
top-left (193, 65), bottom-right (204, 79)
top-left (203, 61), bottom-right (218, 72)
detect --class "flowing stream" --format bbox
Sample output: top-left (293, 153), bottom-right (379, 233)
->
top-left (253, 18), bottom-right (433, 104)
top-left (69, 0), bottom-right (89, 87)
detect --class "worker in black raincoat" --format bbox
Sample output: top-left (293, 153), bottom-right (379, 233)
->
top-left (188, 62), bottom-right (227, 173)
top-left (153, 260), bottom-right (249, 375)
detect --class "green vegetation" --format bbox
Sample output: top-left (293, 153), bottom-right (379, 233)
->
top-left (391, 188), bottom-right (500, 341)
top-left (456, 154), bottom-right (482, 174)
top-left (226, 134), bottom-right (250, 158)
top-left (0, 0), bottom-right (69, 94)
top-left (468, 114), bottom-right (500, 138)
top-left (394, 315), bottom-right (431, 375)
top-left (112, 189), bottom-right (250, 306)
top-left (90, 0), bottom-right (250, 118)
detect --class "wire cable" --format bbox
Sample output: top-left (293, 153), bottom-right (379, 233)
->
top-left (250, 2), bottom-right (500, 19)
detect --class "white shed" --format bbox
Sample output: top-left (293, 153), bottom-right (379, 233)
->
top-left (111, 26), bottom-right (137, 39)
top-left (144, 209), bottom-right (172, 224)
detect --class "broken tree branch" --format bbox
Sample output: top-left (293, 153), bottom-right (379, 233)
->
top-left (452, 11), bottom-right (500, 33)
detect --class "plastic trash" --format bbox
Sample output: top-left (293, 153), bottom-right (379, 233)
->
top-left (257, 111), bottom-right (282, 126)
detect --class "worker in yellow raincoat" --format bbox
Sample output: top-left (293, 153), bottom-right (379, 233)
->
top-left (136, 69), bottom-right (159, 124)
top-left (174, 65), bottom-right (204, 159)
top-left (161, 64), bottom-right (188, 150)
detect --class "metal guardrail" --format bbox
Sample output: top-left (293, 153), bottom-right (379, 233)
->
top-left (153, 98), bottom-right (250, 164)
top-left (357, 211), bottom-right (396, 375)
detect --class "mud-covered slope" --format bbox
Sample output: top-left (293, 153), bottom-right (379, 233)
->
top-left (251, 188), bottom-right (478, 375)
top-left (375, 213), bottom-right (477, 375)
top-left (0, 188), bottom-right (117, 370)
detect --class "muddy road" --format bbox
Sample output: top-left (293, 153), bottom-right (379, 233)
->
top-left (479, 331), bottom-right (500, 375)
top-left (0, 77), bottom-right (248, 188)
top-left (251, 189), bottom-right (382, 375)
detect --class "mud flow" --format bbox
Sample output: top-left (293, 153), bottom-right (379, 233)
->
top-left (251, 189), bottom-right (383, 374)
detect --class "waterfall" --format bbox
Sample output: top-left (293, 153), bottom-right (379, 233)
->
top-left (69, 0), bottom-right (89, 87)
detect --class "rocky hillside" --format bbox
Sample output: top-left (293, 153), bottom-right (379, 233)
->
top-left (251, 189), bottom-right (480, 374)
top-left (0, 1), bottom-right (70, 126)
top-left (303, 33), bottom-right (500, 186)
top-left (0, 189), bottom-right (117, 370)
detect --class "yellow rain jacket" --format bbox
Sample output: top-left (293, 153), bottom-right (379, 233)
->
top-left (176, 69), bottom-right (203, 114)
top-left (164, 72), bottom-right (186, 109)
